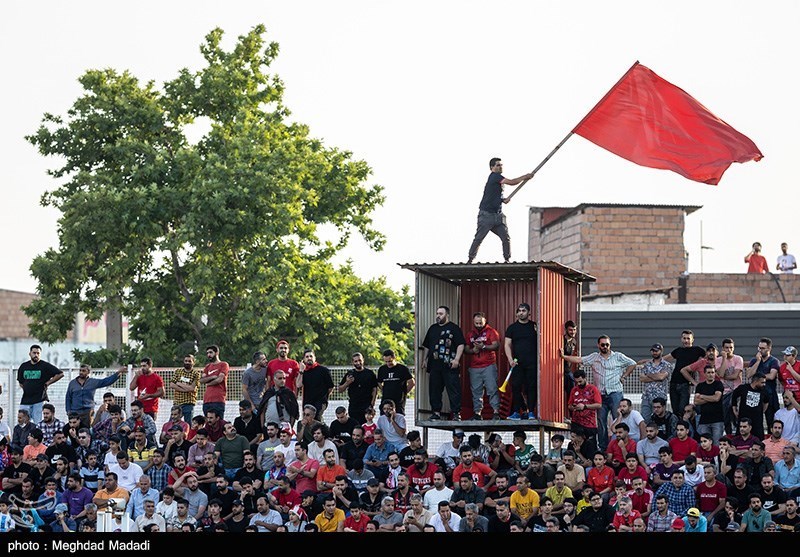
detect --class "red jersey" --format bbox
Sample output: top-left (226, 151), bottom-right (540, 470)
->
top-left (568, 384), bottom-right (601, 429)
top-left (342, 512), bottom-right (370, 532)
top-left (779, 361), bottom-right (800, 394)
top-left (613, 509), bottom-right (641, 531)
top-left (134, 372), bottom-right (164, 414)
top-left (465, 325), bottom-right (500, 369)
top-left (406, 462), bottom-right (438, 492)
top-left (587, 465), bottom-right (615, 493)
top-left (203, 361), bottom-right (229, 403)
top-left (627, 488), bottom-right (654, 515)
top-left (267, 358), bottom-right (301, 393)
top-left (668, 436), bottom-right (699, 463)
top-left (617, 465), bottom-right (649, 490)
top-left (452, 461), bottom-right (494, 488)
top-left (274, 488), bottom-right (302, 509)
top-left (606, 437), bottom-right (637, 466)
top-left (696, 480), bottom-right (727, 513)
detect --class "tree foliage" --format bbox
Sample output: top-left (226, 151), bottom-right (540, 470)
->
top-left (26, 25), bottom-right (413, 366)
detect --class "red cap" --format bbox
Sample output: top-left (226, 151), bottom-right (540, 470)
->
top-left (277, 339), bottom-right (290, 348)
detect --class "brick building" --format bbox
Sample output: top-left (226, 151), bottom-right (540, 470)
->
top-left (528, 203), bottom-right (800, 304)
top-left (0, 289), bottom-right (36, 339)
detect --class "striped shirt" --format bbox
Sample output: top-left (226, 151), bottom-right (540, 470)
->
top-left (581, 351), bottom-right (636, 395)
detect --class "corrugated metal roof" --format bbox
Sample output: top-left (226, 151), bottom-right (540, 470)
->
top-left (398, 261), bottom-right (596, 283)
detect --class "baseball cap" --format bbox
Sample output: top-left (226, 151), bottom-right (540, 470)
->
top-left (687, 507), bottom-right (700, 518)
top-left (54, 503), bottom-right (69, 513)
top-left (169, 424), bottom-right (183, 432)
top-left (232, 500), bottom-right (244, 507)
top-left (705, 343), bottom-right (718, 351)
top-left (453, 428), bottom-right (465, 438)
top-left (650, 343), bottom-right (663, 351)
top-left (783, 346), bottom-right (798, 356)
top-left (35, 454), bottom-right (49, 462)
top-left (671, 518), bottom-right (685, 529)
top-left (367, 478), bottom-right (380, 487)
top-left (726, 521), bottom-right (739, 531)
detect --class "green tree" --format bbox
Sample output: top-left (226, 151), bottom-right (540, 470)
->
top-left (25, 24), bottom-right (413, 366)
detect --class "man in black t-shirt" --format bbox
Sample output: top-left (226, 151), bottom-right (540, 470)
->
top-left (336, 353), bottom-right (378, 425)
top-left (504, 302), bottom-right (539, 419)
top-left (377, 349), bottom-right (414, 415)
top-left (420, 306), bottom-right (466, 421)
top-left (466, 157), bottom-right (533, 264)
top-left (663, 330), bottom-right (705, 415)
top-left (299, 349), bottom-right (334, 421)
top-left (17, 344), bottom-right (64, 424)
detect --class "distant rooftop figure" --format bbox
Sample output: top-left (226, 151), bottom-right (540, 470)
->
top-left (776, 242), bottom-right (796, 274)
top-left (744, 242), bottom-right (768, 274)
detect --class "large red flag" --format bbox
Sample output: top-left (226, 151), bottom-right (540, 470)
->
top-left (573, 62), bottom-right (763, 185)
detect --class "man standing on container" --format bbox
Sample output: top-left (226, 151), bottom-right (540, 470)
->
top-left (17, 344), bottom-right (64, 424)
top-left (466, 157), bottom-right (533, 264)
top-left (504, 303), bottom-right (539, 420)
top-left (421, 306), bottom-right (466, 421)
top-left (464, 312), bottom-right (501, 420)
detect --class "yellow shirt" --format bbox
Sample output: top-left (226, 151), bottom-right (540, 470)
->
top-left (544, 485), bottom-right (573, 508)
top-left (510, 488), bottom-right (540, 520)
top-left (314, 508), bottom-right (346, 532)
top-left (94, 486), bottom-right (131, 513)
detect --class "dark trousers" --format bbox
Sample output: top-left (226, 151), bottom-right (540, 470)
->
top-left (510, 363), bottom-right (537, 414)
top-left (429, 366), bottom-right (462, 415)
top-left (468, 210), bottom-right (510, 261)
top-left (669, 382), bottom-right (690, 415)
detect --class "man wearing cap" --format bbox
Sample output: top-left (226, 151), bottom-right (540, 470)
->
top-left (267, 340), bottom-right (301, 395)
top-left (225, 498), bottom-right (249, 533)
top-left (51, 502), bottom-right (77, 532)
top-left (779, 346), bottom-right (800, 397)
top-left (435, 429), bottom-right (465, 481)
top-left (639, 342), bottom-right (672, 422)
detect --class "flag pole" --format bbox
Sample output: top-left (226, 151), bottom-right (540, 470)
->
top-left (505, 61), bottom-right (641, 203)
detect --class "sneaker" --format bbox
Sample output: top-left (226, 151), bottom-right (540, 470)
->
top-left (507, 412), bottom-right (522, 420)
top-left (471, 414), bottom-right (483, 421)
top-left (452, 413), bottom-right (462, 422)
top-left (527, 412), bottom-right (537, 420)
top-left (430, 412), bottom-right (442, 421)
top-left (492, 412), bottom-right (501, 420)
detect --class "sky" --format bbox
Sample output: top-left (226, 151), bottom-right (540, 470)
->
top-left (2, 0), bottom-right (798, 296)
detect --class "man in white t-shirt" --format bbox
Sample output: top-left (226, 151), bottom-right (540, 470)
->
top-left (107, 451), bottom-right (144, 491)
top-left (614, 398), bottom-right (646, 443)
top-left (777, 242), bottom-right (797, 274)
top-left (423, 470), bottom-right (454, 511)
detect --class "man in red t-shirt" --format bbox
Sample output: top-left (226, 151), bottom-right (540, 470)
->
top-left (668, 421), bottom-right (699, 466)
top-left (696, 463), bottom-right (727, 517)
top-left (129, 357), bottom-right (164, 419)
top-left (464, 312), bottom-right (501, 420)
top-left (453, 445), bottom-right (496, 490)
top-left (200, 345), bottom-right (229, 420)
top-left (568, 369), bottom-right (602, 438)
top-left (268, 340), bottom-right (301, 395)
top-left (745, 242), bottom-right (769, 274)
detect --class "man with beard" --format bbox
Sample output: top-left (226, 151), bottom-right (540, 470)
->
top-left (65, 364), bottom-right (123, 429)
top-left (258, 370), bottom-right (300, 430)
top-left (299, 349), bottom-right (334, 420)
top-left (241, 352), bottom-right (267, 413)
top-left (129, 357), bottom-right (164, 420)
top-left (406, 448), bottom-right (438, 496)
top-left (268, 340), bottom-right (301, 395)
top-left (17, 345), bottom-right (64, 425)
top-left (746, 338), bottom-right (781, 430)
top-left (376, 349), bottom-right (415, 416)
top-left (421, 306), bottom-right (466, 421)
top-left (464, 312), bottom-right (501, 420)
top-left (199, 345), bottom-right (229, 419)
top-left (336, 352), bottom-right (379, 425)
top-left (170, 354), bottom-right (201, 424)
top-left (562, 335), bottom-right (637, 449)
top-left (663, 330), bottom-right (706, 420)
top-left (732, 373), bottom-right (770, 439)
top-left (506, 303), bottom-right (539, 420)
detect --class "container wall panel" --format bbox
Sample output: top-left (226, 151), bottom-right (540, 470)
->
top-left (414, 272), bottom-right (460, 415)
top-left (538, 268), bottom-right (566, 423)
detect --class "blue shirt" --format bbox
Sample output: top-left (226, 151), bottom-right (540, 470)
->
top-left (774, 459), bottom-right (800, 490)
top-left (65, 372), bottom-right (121, 414)
top-left (683, 514), bottom-right (707, 532)
top-left (364, 441), bottom-right (393, 464)
top-left (127, 487), bottom-right (160, 520)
